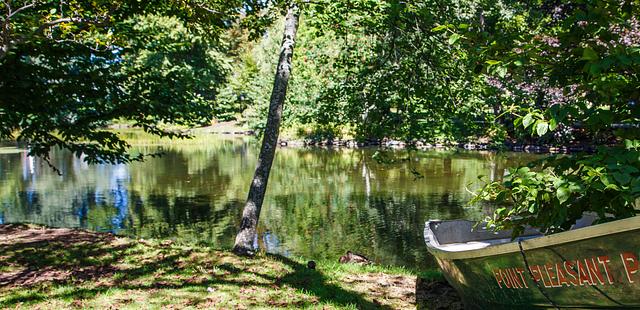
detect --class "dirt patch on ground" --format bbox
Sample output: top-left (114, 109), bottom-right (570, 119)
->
top-left (341, 272), bottom-right (416, 307)
top-left (0, 224), bottom-right (126, 288)
top-left (416, 277), bottom-right (464, 309)
top-left (0, 224), bottom-right (115, 245)
top-left (335, 270), bottom-right (463, 309)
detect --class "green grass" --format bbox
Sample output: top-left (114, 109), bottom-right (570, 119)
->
top-left (0, 147), bottom-right (23, 154)
top-left (0, 224), bottom-right (445, 309)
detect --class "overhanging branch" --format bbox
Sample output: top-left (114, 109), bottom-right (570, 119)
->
top-left (192, 1), bottom-right (222, 15)
top-left (37, 16), bottom-right (110, 34)
top-left (8, 1), bottom-right (36, 19)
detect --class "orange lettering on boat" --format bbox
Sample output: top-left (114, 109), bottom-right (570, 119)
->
top-left (502, 269), bottom-right (513, 288)
top-left (529, 266), bottom-right (543, 284)
top-left (586, 257), bottom-right (605, 285)
top-left (545, 263), bottom-right (560, 287)
top-left (536, 265), bottom-right (553, 288)
top-left (620, 252), bottom-right (638, 284)
top-left (509, 268), bottom-right (523, 288)
top-left (516, 267), bottom-right (529, 288)
top-left (493, 269), bottom-right (504, 288)
top-left (564, 261), bottom-right (579, 286)
top-left (597, 256), bottom-right (614, 285)
top-left (556, 262), bottom-right (571, 287)
top-left (577, 260), bottom-right (593, 286)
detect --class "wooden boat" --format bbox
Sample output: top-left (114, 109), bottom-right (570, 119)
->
top-left (424, 216), bottom-right (640, 309)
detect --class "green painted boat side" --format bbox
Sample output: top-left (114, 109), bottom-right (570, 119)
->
top-left (424, 216), bottom-right (640, 309)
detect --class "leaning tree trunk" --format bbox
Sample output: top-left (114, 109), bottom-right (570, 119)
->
top-left (233, 4), bottom-right (300, 255)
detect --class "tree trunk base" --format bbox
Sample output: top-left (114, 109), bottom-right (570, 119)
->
top-left (232, 245), bottom-right (256, 257)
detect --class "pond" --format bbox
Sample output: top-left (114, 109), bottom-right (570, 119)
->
top-left (0, 133), bottom-right (541, 270)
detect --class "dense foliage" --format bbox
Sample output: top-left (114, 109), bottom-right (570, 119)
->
top-left (469, 0), bottom-right (640, 235)
top-left (311, 1), bottom-right (492, 142)
top-left (0, 0), bottom-right (263, 166)
top-left (224, 1), bottom-right (498, 142)
top-left (236, 0), bottom-right (640, 234)
top-left (2, 0), bottom-right (639, 233)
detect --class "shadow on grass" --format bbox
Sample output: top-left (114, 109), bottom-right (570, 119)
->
top-left (267, 254), bottom-right (393, 310)
top-left (0, 225), bottom-right (395, 309)
top-left (0, 224), bottom-right (132, 288)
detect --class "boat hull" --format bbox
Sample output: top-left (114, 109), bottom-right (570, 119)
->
top-left (425, 217), bottom-right (640, 309)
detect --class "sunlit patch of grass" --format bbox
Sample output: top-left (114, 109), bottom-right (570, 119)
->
top-left (0, 262), bottom-right (20, 274)
top-left (0, 147), bottom-right (23, 154)
top-left (0, 224), bottom-right (441, 309)
top-left (113, 128), bottom-right (254, 146)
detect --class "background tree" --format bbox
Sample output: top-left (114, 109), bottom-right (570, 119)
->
top-left (311, 0), bottom-right (491, 142)
top-left (0, 0), bottom-right (265, 167)
top-left (227, 0), bottom-right (500, 144)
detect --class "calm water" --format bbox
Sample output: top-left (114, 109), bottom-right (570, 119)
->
top-left (0, 134), bottom-right (540, 269)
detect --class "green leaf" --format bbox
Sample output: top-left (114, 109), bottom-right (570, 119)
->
top-left (625, 139), bottom-right (640, 150)
top-left (617, 54), bottom-right (632, 65)
top-left (522, 113), bottom-right (534, 128)
top-left (448, 33), bottom-right (461, 45)
top-left (582, 47), bottom-right (599, 61)
top-left (588, 63), bottom-right (602, 75)
top-left (514, 116), bottom-right (523, 128)
top-left (431, 25), bottom-right (447, 32)
top-left (612, 172), bottom-right (631, 185)
top-left (632, 179), bottom-right (640, 194)
top-left (496, 66), bottom-right (507, 78)
top-left (557, 187), bottom-right (570, 204)
top-left (605, 183), bottom-right (621, 191)
top-left (536, 121), bottom-right (549, 136)
top-left (485, 60), bottom-right (501, 65)
top-left (549, 118), bottom-right (558, 131)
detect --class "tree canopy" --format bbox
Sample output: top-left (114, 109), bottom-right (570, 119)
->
top-left (2, 0), bottom-right (639, 233)
top-left (0, 0), bottom-right (264, 167)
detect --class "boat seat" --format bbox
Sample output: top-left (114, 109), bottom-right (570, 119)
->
top-left (436, 235), bottom-right (542, 252)
top-left (437, 238), bottom-right (513, 251)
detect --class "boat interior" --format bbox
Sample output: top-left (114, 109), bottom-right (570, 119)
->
top-left (425, 214), bottom-right (597, 252)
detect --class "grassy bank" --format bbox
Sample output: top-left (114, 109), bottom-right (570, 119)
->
top-left (0, 224), bottom-right (459, 309)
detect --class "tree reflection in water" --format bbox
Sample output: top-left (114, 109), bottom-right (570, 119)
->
top-left (110, 165), bottom-right (130, 232)
top-left (0, 134), bottom-right (541, 270)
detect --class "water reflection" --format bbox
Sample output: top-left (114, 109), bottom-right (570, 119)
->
top-left (109, 165), bottom-right (130, 232)
top-left (0, 135), bottom-right (540, 270)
